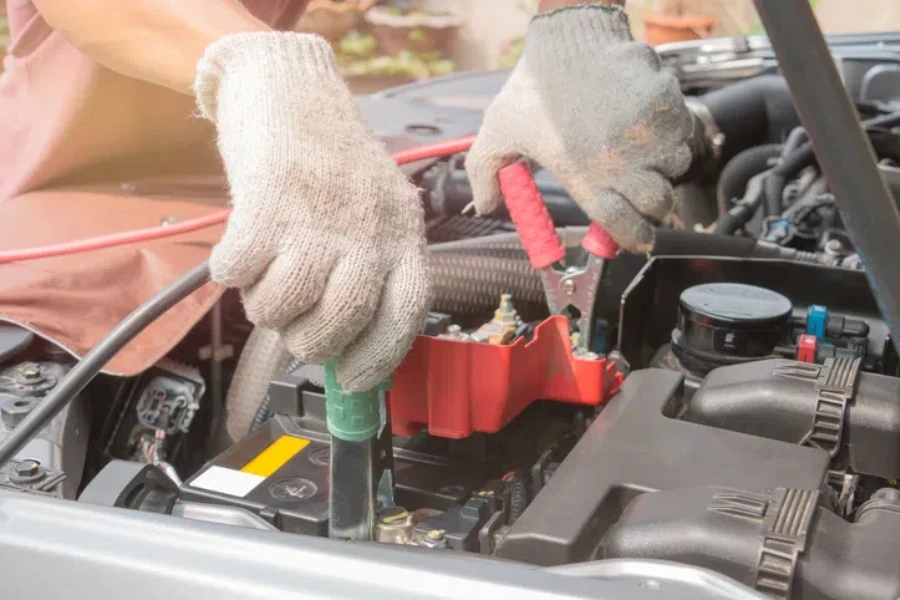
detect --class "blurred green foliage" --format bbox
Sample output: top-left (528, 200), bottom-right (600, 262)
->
top-left (338, 30), bottom-right (455, 79)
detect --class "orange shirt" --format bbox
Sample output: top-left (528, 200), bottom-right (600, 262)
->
top-left (0, 1), bottom-right (308, 200)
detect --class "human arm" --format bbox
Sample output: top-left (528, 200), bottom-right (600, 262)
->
top-left (31, 0), bottom-right (269, 94)
top-left (32, 1), bottom-right (430, 391)
top-left (467, 2), bottom-right (692, 253)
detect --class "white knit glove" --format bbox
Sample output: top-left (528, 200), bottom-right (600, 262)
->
top-left (194, 32), bottom-right (429, 392)
top-left (467, 6), bottom-right (693, 252)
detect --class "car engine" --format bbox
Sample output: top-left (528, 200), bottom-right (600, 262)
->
top-left (3, 29), bottom-right (900, 600)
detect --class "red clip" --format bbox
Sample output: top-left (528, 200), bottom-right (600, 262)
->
top-left (797, 334), bottom-right (818, 363)
top-left (499, 163), bottom-right (619, 264)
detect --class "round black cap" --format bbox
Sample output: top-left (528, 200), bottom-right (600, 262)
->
top-left (672, 283), bottom-right (792, 374)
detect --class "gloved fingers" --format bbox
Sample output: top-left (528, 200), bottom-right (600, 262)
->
top-left (336, 246), bottom-right (430, 392)
top-left (612, 170), bottom-right (676, 223)
top-left (465, 121), bottom-right (519, 216)
top-left (655, 142), bottom-right (694, 181)
top-left (209, 215), bottom-right (277, 289)
top-left (576, 187), bottom-right (656, 253)
top-left (241, 248), bottom-right (338, 330)
top-left (279, 249), bottom-right (384, 364)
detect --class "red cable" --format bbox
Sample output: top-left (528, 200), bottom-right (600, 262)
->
top-left (0, 134), bottom-right (478, 265)
top-left (0, 210), bottom-right (233, 265)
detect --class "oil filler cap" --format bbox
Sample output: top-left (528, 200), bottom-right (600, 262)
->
top-left (672, 283), bottom-right (792, 374)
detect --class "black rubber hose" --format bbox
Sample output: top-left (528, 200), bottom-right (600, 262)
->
top-left (781, 126), bottom-right (808, 158)
top-left (0, 261), bottom-right (211, 468)
top-left (780, 111), bottom-right (900, 159)
top-left (716, 144), bottom-right (783, 216)
top-left (868, 127), bottom-right (900, 163)
top-left (763, 142), bottom-right (817, 217)
top-left (713, 193), bottom-right (765, 236)
top-left (763, 112), bottom-right (900, 218)
top-left (653, 229), bottom-right (758, 257)
top-left (865, 111), bottom-right (900, 130)
top-left (699, 75), bottom-right (800, 163)
top-left (507, 473), bottom-right (529, 524)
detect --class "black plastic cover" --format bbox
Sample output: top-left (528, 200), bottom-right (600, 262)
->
top-left (601, 485), bottom-right (900, 600)
top-left (495, 369), bottom-right (830, 566)
top-left (688, 357), bottom-right (900, 478)
top-left (79, 460), bottom-right (179, 513)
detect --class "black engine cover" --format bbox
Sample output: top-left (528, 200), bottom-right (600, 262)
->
top-left (495, 369), bottom-right (830, 566)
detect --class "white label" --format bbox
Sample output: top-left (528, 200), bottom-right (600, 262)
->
top-left (189, 465), bottom-right (265, 498)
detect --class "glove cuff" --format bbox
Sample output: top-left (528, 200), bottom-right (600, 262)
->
top-left (194, 32), bottom-right (341, 122)
top-left (531, 5), bottom-right (633, 46)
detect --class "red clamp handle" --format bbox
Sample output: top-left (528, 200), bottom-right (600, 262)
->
top-left (583, 223), bottom-right (619, 260)
top-left (499, 162), bottom-right (564, 269)
top-left (499, 163), bottom-right (619, 267)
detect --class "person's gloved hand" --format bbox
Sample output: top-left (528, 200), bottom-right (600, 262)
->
top-left (194, 32), bottom-right (429, 392)
top-left (467, 5), bottom-right (693, 253)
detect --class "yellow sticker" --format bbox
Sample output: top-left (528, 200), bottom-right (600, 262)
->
top-left (241, 435), bottom-right (310, 477)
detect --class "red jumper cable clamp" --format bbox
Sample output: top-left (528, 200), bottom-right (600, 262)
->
top-left (497, 161), bottom-right (619, 351)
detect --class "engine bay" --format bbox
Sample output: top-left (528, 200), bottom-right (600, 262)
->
top-left (3, 28), bottom-right (900, 600)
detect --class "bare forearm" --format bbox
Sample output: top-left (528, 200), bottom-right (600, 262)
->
top-left (32, 0), bottom-right (270, 94)
top-left (538, 0), bottom-right (624, 11)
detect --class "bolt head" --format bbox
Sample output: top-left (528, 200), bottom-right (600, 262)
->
top-left (15, 363), bottom-right (44, 385)
top-left (1, 396), bottom-right (38, 429)
top-left (14, 459), bottom-right (40, 478)
top-left (562, 279), bottom-right (577, 295)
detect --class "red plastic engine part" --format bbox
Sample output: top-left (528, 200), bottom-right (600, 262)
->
top-left (389, 315), bottom-right (623, 439)
top-left (797, 334), bottom-right (818, 363)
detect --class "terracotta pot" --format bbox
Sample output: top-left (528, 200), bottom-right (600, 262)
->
top-left (365, 6), bottom-right (463, 55)
top-left (642, 13), bottom-right (717, 46)
top-left (295, 0), bottom-right (375, 47)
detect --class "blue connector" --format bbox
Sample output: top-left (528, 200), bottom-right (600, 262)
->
top-left (807, 305), bottom-right (828, 340)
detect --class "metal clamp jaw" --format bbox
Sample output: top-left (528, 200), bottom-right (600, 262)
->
top-left (498, 161), bottom-right (618, 353)
top-left (540, 254), bottom-right (606, 351)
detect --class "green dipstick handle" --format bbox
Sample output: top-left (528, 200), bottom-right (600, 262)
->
top-left (324, 359), bottom-right (390, 443)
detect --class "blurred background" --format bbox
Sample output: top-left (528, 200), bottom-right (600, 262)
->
top-left (1, 1), bottom-right (898, 92)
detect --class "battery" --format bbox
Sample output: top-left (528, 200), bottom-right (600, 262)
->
top-left (181, 415), bottom-right (332, 535)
